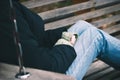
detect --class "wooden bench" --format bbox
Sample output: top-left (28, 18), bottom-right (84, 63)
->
top-left (0, 0), bottom-right (120, 80)
top-left (0, 62), bottom-right (75, 80)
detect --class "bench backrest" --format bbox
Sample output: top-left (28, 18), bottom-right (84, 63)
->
top-left (22, 0), bottom-right (120, 36)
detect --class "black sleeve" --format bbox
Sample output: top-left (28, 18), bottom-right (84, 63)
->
top-left (22, 40), bottom-right (76, 73)
top-left (17, 16), bottom-right (76, 73)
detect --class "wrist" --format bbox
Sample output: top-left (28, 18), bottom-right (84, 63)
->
top-left (55, 39), bottom-right (73, 47)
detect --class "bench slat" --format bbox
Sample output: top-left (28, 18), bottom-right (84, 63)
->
top-left (92, 14), bottom-right (120, 27)
top-left (22, 0), bottom-right (64, 9)
top-left (85, 60), bottom-right (109, 77)
top-left (103, 24), bottom-right (120, 34)
top-left (116, 34), bottom-right (120, 39)
top-left (0, 63), bottom-right (75, 80)
top-left (84, 67), bottom-right (114, 80)
top-left (98, 71), bottom-right (120, 80)
top-left (45, 4), bottom-right (120, 30)
top-left (39, 0), bottom-right (120, 20)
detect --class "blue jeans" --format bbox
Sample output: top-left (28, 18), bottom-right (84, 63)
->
top-left (66, 20), bottom-right (120, 80)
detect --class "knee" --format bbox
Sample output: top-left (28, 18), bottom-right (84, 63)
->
top-left (87, 26), bottom-right (99, 35)
top-left (77, 20), bottom-right (95, 28)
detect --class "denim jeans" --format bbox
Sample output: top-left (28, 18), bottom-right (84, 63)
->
top-left (66, 20), bottom-right (120, 80)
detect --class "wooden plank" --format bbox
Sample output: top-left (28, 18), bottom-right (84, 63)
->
top-left (0, 63), bottom-right (75, 80)
top-left (84, 60), bottom-right (109, 77)
top-left (116, 34), bottom-right (120, 39)
top-left (22, 0), bottom-right (64, 9)
top-left (39, 0), bottom-right (120, 20)
top-left (97, 70), bottom-right (120, 80)
top-left (92, 14), bottom-right (120, 28)
top-left (39, 0), bottom-right (93, 20)
top-left (45, 4), bottom-right (120, 30)
top-left (103, 24), bottom-right (120, 34)
top-left (84, 67), bottom-right (114, 80)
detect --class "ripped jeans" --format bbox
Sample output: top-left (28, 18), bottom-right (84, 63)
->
top-left (66, 20), bottom-right (120, 80)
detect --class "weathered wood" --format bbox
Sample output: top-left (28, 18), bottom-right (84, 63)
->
top-left (45, 4), bottom-right (120, 30)
top-left (116, 34), bottom-right (120, 39)
top-left (39, 0), bottom-right (94, 20)
top-left (85, 60), bottom-right (109, 77)
top-left (39, 0), bottom-right (120, 20)
top-left (22, 0), bottom-right (119, 9)
top-left (0, 63), bottom-right (75, 80)
top-left (97, 70), bottom-right (120, 80)
top-left (84, 67), bottom-right (114, 80)
top-left (72, 0), bottom-right (89, 15)
top-left (72, 0), bottom-right (89, 3)
top-left (103, 24), bottom-right (120, 34)
top-left (22, 0), bottom-right (64, 9)
top-left (92, 14), bottom-right (120, 28)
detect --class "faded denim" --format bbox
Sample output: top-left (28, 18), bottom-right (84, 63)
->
top-left (66, 20), bottom-right (120, 80)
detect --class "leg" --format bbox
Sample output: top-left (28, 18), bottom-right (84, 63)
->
top-left (97, 30), bottom-right (120, 70)
top-left (67, 20), bottom-right (91, 36)
top-left (66, 20), bottom-right (120, 80)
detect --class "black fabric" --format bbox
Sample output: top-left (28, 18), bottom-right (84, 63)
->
top-left (0, 0), bottom-right (76, 73)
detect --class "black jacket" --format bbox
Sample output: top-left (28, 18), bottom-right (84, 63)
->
top-left (0, 0), bottom-right (76, 73)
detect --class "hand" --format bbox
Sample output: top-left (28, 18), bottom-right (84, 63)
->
top-left (70, 35), bottom-right (76, 45)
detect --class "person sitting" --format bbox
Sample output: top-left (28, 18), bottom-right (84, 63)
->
top-left (0, 0), bottom-right (120, 80)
